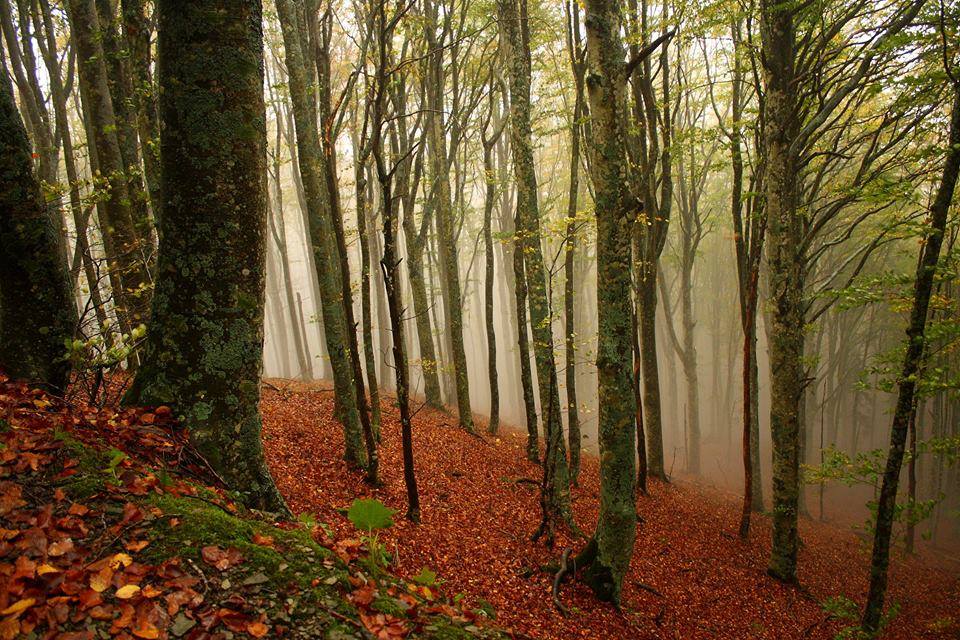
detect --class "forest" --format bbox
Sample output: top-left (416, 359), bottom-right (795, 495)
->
top-left (0, 0), bottom-right (958, 637)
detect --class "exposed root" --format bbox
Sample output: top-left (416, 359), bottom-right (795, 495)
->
top-left (633, 580), bottom-right (664, 598)
top-left (552, 548), bottom-right (573, 616)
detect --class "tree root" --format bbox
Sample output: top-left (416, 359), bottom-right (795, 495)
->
top-left (633, 580), bottom-right (664, 598)
top-left (552, 547), bottom-right (573, 616)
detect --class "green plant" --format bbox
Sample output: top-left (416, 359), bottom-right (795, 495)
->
top-left (347, 498), bottom-right (396, 572)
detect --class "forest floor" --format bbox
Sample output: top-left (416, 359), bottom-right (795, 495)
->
top-left (261, 379), bottom-right (960, 640)
top-left (0, 374), bottom-right (510, 639)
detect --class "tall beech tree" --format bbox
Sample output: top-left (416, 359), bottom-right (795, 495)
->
top-left (275, 0), bottom-right (369, 471)
top-left (481, 79), bottom-right (507, 436)
top-left (0, 64), bottom-right (76, 393)
top-left (423, 0), bottom-right (474, 433)
top-left (862, 73), bottom-right (960, 635)
top-left (563, 0), bottom-right (586, 483)
top-left (369, 0), bottom-right (420, 521)
top-left (499, 0), bottom-right (573, 539)
top-left (124, 0), bottom-right (286, 514)
top-left (573, 0), bottom-right (638, 603)
top-left (759, 0), bottom-right (926, 582)
top-left (67, 0), bottom-right (151, 337)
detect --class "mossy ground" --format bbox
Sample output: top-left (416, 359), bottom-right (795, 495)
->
top-left (1, 379), bottom-right (507, 640)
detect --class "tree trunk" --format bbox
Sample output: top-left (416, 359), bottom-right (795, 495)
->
top-left (481, 100), bottom-right (504, 435)
top-left (424, 8), bottom-right (473, 432)
top-left (120, 0), bottom-right (161, 214)
top-left (499, 0), bottom-right (572, 536)
top-left (564, 0), bottom-right (585, 483)
top-left (67, 0), bottom-right (151, 336)
top-left (574, 0), bottom-right (638, 604)
top-left (0, 64), bottom-right (76, 392)
top-left (124, 0), bottom-right (287, 514)
top-left (760, 0), bottom-right (804, 582)
top-left (861, 83), bottom-right (960, 634)
top-left (275, 0), bottom-right (366, 468)
top-left (94, 0), bottom-right (153, 250)
top-left (639, 278), bottom-right (666, 480)
top-left (355, 151), bottom-right (382, 437)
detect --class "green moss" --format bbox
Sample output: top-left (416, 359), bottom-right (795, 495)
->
top-left (372, 596), bottom-right (407, 616)
top-left (144, 494), bottom-right (340, 589)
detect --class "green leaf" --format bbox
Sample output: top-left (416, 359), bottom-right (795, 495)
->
top-left (347, 498), bottom-right (396, 532)
top-left (411, 567), bottom-right (437, 586)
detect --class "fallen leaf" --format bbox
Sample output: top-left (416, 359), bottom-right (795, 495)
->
top-left (116, 584), bottom-right (142, 599)
top-left (0, 598), bottom-right (35, 617)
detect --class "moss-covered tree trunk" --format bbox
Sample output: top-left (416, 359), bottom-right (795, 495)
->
top-left (423, 6), bottom-right (473, 432)
top-left (67, 0), bottom-right (151, 336)
top-left (499, 0), bottom-right (572, 539)
top-left (862, 82), bottom-right (960, 634)
top-left (94, 0), bottom-right (153, 250)
top-left (400, 200), bottom-right (444, 409)
top-left (0, 65), bottom-right (76, 392)
top-left (355, 152), bottom-right (382, 435)
top-left (760, 0), bottom-right (804, 582)
top-left (124, 0), bottom-right (286, 514)
top-left (33, 0), bottom-right (108, 337)
top-left (120, 0), bottom-right (161, 214)
top-left (575, 0), bottom-right (638, 603)
top-left (314, 5), bottom-right (379, 481)
top-left (481, 91), bottom-right (505, 436)
top-left (513, 218), bottom-right (539, 461)
top-left (564, 0), bottom-right (585, 484)
top-left (275, 0), bottom-right (366, 469)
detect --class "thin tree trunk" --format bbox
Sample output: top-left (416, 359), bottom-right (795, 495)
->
top-left (499, 0), bottom-right (572, 537)
top-left (861, 83), bottom-right (960, 634)
top-left (275, 0), bottom-right (366, 468)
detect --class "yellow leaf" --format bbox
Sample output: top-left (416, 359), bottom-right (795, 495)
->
top-left (115, 584), bottom-right (141, 599)
top-left (0, 598), bottom-right (36, 616)
top-left (36, 564), bottom-right (59, 576)
top-left (90, 567), bottom-right (113, 593)
top-left (109, 553), bottom-right (133, 569)
top-left (132, 621), bottom-right (159, 639)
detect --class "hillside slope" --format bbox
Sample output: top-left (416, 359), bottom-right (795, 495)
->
top-left (262, 380), bottom-right (960, 640)
top-left (0, 374), bottom-right (508, 640)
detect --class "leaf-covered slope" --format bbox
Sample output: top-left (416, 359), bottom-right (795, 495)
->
top-left (0, 373), bottom-right (508, 640)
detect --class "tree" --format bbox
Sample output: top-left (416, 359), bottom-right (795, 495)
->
top-left (861, 65), bottom-right (960, 634)
top-left (368, 0), bottom-right (420, 521)
top-left (67, 0), bottom-right (151, 340)
top-left (423, 0), bottom-right (474, 432)
top-left (275, 0), bottom-right (369, 470)
top-left (499, 0), bottom-right (573, 541)
top-left (481, 79), bottom-right (507, 435)
top-left (563, 0), bottom-right (586, 483)
top-left (628, 0), bottom-right (674, 482)
top-left (759, 0), bottom-right (926, 582)
top-left (573, 0), bottom-right (638, 603)
top-left (124, 0), bottom-right (287, 514)
top-left (0, 64), bottom-right (76, 392)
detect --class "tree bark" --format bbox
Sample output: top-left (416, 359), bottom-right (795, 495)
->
top-left (574, 0), bottom-right (638, 604)
top-left (499, 0), bottom-right (572, 535)
top-left (861, 82), bottom-right (960, 634)
top-left (0, 64), bottom-right (76, 393)
top-left (760, 0), bottom-right (804, 582)
top-left (67, 0), bottom-right (151, 336)
top-left (123, 0), bottom-right (287, 514)
top-left (275, 0), bottom-right (366, 468)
